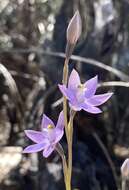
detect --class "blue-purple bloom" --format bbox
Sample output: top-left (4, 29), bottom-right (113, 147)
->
top-left (59, 69), bottom-right (113, 114)
top-left (23, 111), bottom-right (64, 158)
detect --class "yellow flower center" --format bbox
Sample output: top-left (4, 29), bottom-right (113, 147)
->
top-left (76, 83), bottom-right (86, 103)
top-left (78, 84), bottom-right (87, 91)
top-left (78, 84), bottom-right (84, 89)
top-left (47, 124), bottom-right (54, 129)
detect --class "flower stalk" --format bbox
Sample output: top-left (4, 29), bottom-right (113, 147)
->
top-left (62, 58), bottom-right (69, 140)
top-left (55, 143), bottom-right (68, 190)
top-left (62, 10), bottom-right (82, 189)
top-left (62, 56), bottom-right (72, 190)
top-left (122, 178), bottom-right (126, 190)
top-left (23, 10), bottom-right (113, 190)
top-left (67, 110), bottom-right (76, 187)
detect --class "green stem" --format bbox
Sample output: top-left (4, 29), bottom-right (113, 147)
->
top-left (122, 178), bottom-right (126, 190)
top-left (62, 44), bottom-right (75, 190)
top-left (62, 57), bottom-right (71, 190)
top-left (56, 144), bottom-right (68, 190)
top-left (67, 110), bottom-right (76, 189)
top-left (62, 58), bottom-right (69, 140)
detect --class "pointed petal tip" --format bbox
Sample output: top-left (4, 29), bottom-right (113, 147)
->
top-left (42, 113), bottom-right (47, 118)
top-left (107, 92), bottom-right (113, 98)
top-left (90, 107), bottom-right (102, 114)
top-left (95, 75), bottom-right (98, 79)
top-left (71, 68), bottom-right (78, 74)
top-left (97, 109), bottom-right (102, 114)
top-left (41, 114), bottom-right (55, 129)
top-left (24, 130), bottom-right (32, 137)
top-left (109, 92), bottom-right (114, 96)
top-left (24, 130), bottom-right (28, 135)
top-left (58, 84), bottom-right (63, 91)
top-left (104, 92), bottom-right (114, 99)
top-left (58, 84), bottom-right (63, 89)
top-left (58, 84), bottom-right (68, 98)
top-left (22, 147), bottom-right (30, 154)
top-left (68, 69), bottom-right (81, 89)
top-left (70, 69), bottom-right (79, 78)
top-left (58, 110), bottom-right (64, 119)
top-left (56, 110), bottom-right (64, 130)
top-left (93, 108), bottom-right (102, 114)
top-left (22, 149), bottom-right (26, 153)
top-left (75, 10), bottom-right (79, 15)
top-left (74, 10), bottom-right (81, 24)
top-left (93, 75), bottom-right (98, 82)
top-left (58, 84), bottom-right (66, 89)
top-left (85, 75), bottom-right (98, 98)
top-left (74, 10), bottom-right (81, 21)
top-left (82, 103), bottom-right (102, 114)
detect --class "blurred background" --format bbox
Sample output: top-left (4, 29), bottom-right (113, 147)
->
top-left (0, 0), bottom-right (129, 189)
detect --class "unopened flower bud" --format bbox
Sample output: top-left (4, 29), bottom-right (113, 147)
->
top-left (65, 10), bottom-right (82, 59)
top-left (121, 159), bottom-right (129, 178)
top-left (67, 10), bottom-right (82, 45)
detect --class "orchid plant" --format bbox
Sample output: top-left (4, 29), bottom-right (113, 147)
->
top-left (23, 11), bottom-right (113, 190)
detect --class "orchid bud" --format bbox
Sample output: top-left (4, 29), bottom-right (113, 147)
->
top-left (65, 10), bottom-right (82, 59)
top-left (121, 159), bottom-right (129, 178)
top-left (67, 10), bottom-right (82, 45)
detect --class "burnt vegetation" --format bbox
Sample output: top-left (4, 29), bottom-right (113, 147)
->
top-left (0, 0), bottom-right (129, 190)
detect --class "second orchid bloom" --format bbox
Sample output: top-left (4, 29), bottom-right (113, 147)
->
top-left (59, 69), bottom-right (113, 114)
top-left (23, 111), bottom-right (64, 158)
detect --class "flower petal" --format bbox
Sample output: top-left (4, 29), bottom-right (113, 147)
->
top-left (41, 114), bottom-right (55, 129)
top-left (56, 111), bottom-right (64, 130)
top-left (87, 93), bottom-right (113, 106)
top-left (23, 142), bottom-right (48, 153)
top-left (46, 129), bottom-right (56, 143)
top-left (54, 128), bottom-right (64, 143)
top-left (68, 69), bottom-right (81, 90)
top-left (25, 130), bottom-right (46, 143)
top-left (69, 102), bottom-right (82, 111)
top-left (43, 145), bottom-right (55, 158)
top-left (85, 76), bottom-right (98, 98)
top-left (82, 103), bottom-right (102, 114)
top-left (58, 84), bottom-right (76, 102)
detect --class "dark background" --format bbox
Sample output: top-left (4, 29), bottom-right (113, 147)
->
top-left (0, 0), bottom-right (129, 189)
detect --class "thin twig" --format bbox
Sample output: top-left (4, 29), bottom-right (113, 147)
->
top-left (92, 132), bottom-right (119, 190)
top-left (99, 81), bottom-right (129, 88)
top-left (122, 178), bottom-right (126, 190)
top-left (0, 48), bottom-right (129, 81)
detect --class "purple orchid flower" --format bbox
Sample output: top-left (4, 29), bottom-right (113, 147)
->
top-left (59, 69), bottom-right (113, 114)
top-left (23, 111), bottom-right (64, 158)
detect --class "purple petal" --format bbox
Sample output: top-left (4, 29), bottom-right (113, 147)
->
top-left (47, 129), bottom-right (56, 143)
top-left (68, 69), bottom-right (81, 90)
top-left (25, 130), bottom-right (46, 143)
top-left (23, 142), bottom-right (48, 153)
top-left (87, 93), bottom-right (113, 106)
top-left (69, 102), bottom-right (82, 111)
top-left (56, 111), bottom-right (64, 130)
top-left (43, 145), bottom-right (55, 158)
top-left (41, 114), bottom-right (55, 130)
top-left (58, 84), bottom-right (76, 102)
top-left (82, 103), bottom-right (102, 114)
top-left (58, 84), bottom-right (69, 98)
top-left (85, 76), bottom-right (98, 98)
top-left (54, 128), bottom-right (64, 143)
